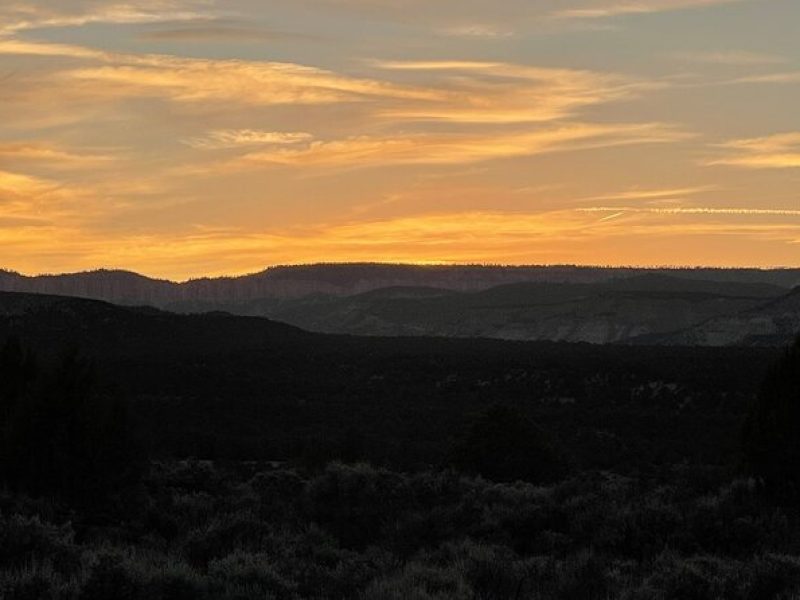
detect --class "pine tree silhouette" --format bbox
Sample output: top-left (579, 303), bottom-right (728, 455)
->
top-left (743, 336), bottom-right (800, 499)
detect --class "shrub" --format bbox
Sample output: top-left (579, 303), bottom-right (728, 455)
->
top-left (448, 406), bottom-right (567, 484)
top-left (739, 554), bottom-right (800, 600)
top-left (208, 551), bottom-right (297, 598)
top-left (141, 558), bottom-right (206, 600)
top-left (0, 515), bottom-right (81, 576)
top-left (79, 553), bottom-right (143, 600)
top-left (0, 561), bottom-right (75, 600)
top-left (442, 540), bottom-right (531, 600)
top-left (552, 551), bottom-right (613, 600)
top-left (362, 563), bottom-right (472, 600)
top-left (180, 511), bottom-right (272, 568)
top-left (305, 463), bottom-right (407, 548)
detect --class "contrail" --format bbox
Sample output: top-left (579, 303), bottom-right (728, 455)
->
top-left (597, 211), bottom-right (626, 222)
top-left (580, 206), bottom-right (800, 217)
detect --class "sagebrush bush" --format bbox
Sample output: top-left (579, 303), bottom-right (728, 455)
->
top-left (2, 460), bottom-right (800, 600)
top-left (362, 563), bottom-right (472, 600)
top-left (0, 515), bottom-right (81, 576)
top-left (0, 561), bottom-right (79, 600)
top-left (180, 511), bottom-right (272, 568)
top-left (79, 553), bottom-right (144, 600)
top-left (208, 551), bottom-right (297, 597)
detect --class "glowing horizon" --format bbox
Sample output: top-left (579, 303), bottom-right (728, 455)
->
top-left (1, 1), bottom-right (799, 280)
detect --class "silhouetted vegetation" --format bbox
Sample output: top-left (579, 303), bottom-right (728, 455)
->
top-left (1, 298), bottom-right (800, 599)
top-left (2, 460), bottom-right (800, 599)
top-left (449, 405), bottom-right (567, 484)
top-left (744, 336), bottom-right (800, 500)
top-left (0, 338), bottom-right (144, 513)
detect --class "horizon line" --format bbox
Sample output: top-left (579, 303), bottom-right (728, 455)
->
top-left (3, 261), bottom-right (800, 285)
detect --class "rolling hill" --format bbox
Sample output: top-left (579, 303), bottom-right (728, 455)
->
top-left (2, 264), bottom-right (799, 306)
top-left (165, 275), bottom-right (793, 344)
top-left (1, 266), bottom-right (798, 345)
top-left (651, 286), bottom-right (800, 346)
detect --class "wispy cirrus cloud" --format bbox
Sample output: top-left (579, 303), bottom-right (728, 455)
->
top-left (0, 170), bottom-right (54, 197)
top-left (0, 38), bottom-right (441, 102)
top-left (298, 0), bottom-right (747, 30)
top-left (232, 123), bottom-right (689, 169)
top-left (137, 21), bottom-right (321, 43)
top-left (184, 129), bottom-right (314, 150)
top-left (0, 38), bottom-right (673, 143)
top-left (0, 38), bottom-right (440, 122)
top-left (551, 0), bottom-right (746, 19)
top-left (0, 142), bottom-right (116, 169)
top-left (437, 24), bottom-right (514, 38)
top-left (729, 72), bottom-right (800, 85)
top-left (671, 50), bottom-right (786, 66)
top-left (373, 60), bottom-right (656, 124)
top-left (0, 0), bottom-right (214, 35)
top-left (0, 169), bottom-right (98, 225)
top-left (582, 186), bottom-right (717, 202)
top-left (707, 133), bottom-right (800, 169)
top-left (0, 39), bottom-right (656, 124)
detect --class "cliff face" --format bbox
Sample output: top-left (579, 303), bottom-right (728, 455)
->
top-left (211, 277), bottom-right (787, 345)
top-left (655, 287), bottom-right (800, 347)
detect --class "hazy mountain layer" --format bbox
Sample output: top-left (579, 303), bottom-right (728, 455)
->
top-left (1, 267), bottom-right (798, 345)
top-left (164, 274), bottom-right (793, 345)
top-left (2, 264), bottom-right (799, 306)
top-left (650, 287), bottom-right (800, 346)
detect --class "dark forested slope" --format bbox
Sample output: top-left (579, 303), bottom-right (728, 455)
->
top-left (0, 291), bottom-right (779, 470)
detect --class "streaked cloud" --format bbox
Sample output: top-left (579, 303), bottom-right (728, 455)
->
top-left (729, 72), bottom-right (800, 85)
top-left (373, 60), bottom-right (653, 124)
top-left (0, 40), bottom-right (656, 127)
top-left (552, 0), bottom-right (745, 19)
top-left (0, 170), bottom-right (54, 197)
top-left (708, 133), bottom-right (800, 169)
top-left (184, 130), bottom-right (314, 150)
top-left (0, 169), bottom-right (102, 226)
top-left (0, 142), bottom-right (115, 169)
top-left (583, 186), bottom-right (717, 202)
top-left (0, 1), bottom-right (213, 35)
top-left (233, 123), bottom-right (689, 169)
top-left (297, 0), bottom-right (748, 30)
top-left (671, 50), bottom-right (786, 66)
top-left (437, 24), bottom-right (514, 38)
top-left (137, 21), bottom-right (320, 43)
top-left (0, 39), bottom-right (438, 109)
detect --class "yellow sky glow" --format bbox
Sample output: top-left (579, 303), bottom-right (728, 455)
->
top-left (0, 0), bottom-right (798, 278)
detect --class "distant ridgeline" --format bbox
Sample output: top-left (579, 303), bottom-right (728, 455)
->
top-left (1, 265), bottom-right (799, 346)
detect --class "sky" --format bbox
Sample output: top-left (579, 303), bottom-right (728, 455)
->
top-left (0, 0), bottom-right (799, 280)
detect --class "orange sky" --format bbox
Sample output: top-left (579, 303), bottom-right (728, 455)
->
top-left (1, 0), bottom-right (799, 280)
